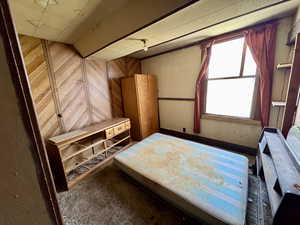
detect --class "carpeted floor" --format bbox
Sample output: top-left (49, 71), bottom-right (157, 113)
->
top-left (57, 162), bottom-right (270, 225)
top-left (58, 163), bottom-right (199, 225)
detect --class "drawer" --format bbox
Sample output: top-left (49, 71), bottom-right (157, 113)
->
top-left (105, 128), bottom-right (115, 139)
top-left (114, 123), bottom-right (126, 135)
top-left (125, 121), bottom-right (131, 130)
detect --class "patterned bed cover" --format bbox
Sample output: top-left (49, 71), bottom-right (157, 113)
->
top-left (114, 133), bottom-right (248, 225)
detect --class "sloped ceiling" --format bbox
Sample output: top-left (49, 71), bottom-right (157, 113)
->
top-left (89, 0), bottom-right (299, 60)
top-left (10, 0), bottom-right (130, 43)
top-left (10, 0), bottom-right (300, 60)
top-left (131, 0), bottom-right (300, 59)
top-left (10, 0), bottom-right (195, 47)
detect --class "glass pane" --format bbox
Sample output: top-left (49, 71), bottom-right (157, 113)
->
top-left (208, 37), bottom-right (244, 78)
top-left (243, 47), bottom-right (257, 76)
top-left (206, 77), bottom-right (256, 118)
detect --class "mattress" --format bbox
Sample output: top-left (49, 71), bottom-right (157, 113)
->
top-left (114, 133), bottom-right (248, 225)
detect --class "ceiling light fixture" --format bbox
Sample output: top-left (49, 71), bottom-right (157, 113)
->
top-left (126, 38), bottom-right (149, 52)
top-left (141, 39), bottom-right (148, 52)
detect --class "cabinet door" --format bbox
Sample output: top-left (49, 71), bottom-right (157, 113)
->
top-left (135, 74), bottom-right (158, 139)
top-left (147, 75), bottom-right (159, 134)
top-left (121, 77), bottom-right (141, 140)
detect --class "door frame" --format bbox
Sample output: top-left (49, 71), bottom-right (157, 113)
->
top-left (0, 1), bottom-right (63, 224)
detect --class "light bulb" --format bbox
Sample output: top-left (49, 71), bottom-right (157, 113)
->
top-left (141, 39), bottom-right (148, 52)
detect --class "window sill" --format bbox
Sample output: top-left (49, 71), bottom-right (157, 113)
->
top-left (201, 114), bottom-right (261, 126)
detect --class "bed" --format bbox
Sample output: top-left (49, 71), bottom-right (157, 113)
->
top-left (114, 133), bottom-right (248, 225)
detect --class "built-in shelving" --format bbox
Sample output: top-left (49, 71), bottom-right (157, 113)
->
top-left (47, 118), bottom-right (131, 191)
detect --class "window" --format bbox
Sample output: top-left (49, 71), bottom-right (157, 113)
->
top-left (205, 36), bottom-right (258, 119)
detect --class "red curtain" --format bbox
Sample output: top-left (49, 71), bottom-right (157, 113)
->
top-left (244, 23), bottom-right (277, 127)
top-left (194, 41), bottom-right (214, 133)
top-left (193, 23), bottom-right (277, 133)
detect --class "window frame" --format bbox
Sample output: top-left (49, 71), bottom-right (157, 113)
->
top-left (203, 35), bottom-right (260, 121)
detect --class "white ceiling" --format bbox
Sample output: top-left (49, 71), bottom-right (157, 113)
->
top-left (90, 0), bottom-right (300, 60)
top-left (10, 0), bottom-right (300, 60)
top-left (10, 0), bottom-right (129, 43)
top-left (131, 0), bottom-right (300, 59)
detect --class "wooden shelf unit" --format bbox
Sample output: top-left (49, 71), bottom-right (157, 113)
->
top-left (47, 118), bottom-right (131, 191)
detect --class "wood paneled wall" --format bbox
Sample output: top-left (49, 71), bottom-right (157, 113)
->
top-left (107, 57), bottom-right (141, 117)
top-left (85, 59), bottom-right (112, 123)
top-left (19, 35), bottom-right (60, 139)
top-left (19, 35), bottom-right (141, 139)
top-left (48, 42), bottom-right (91, 132)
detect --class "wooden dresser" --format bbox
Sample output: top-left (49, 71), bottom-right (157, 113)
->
top-left (121, 74), bottom-right (159, 140)
top-left (47, 118), bottom-right (131, 191)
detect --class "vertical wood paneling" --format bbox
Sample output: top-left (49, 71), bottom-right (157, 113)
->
top-left (48, 42), bottom-right (90, 132)
top-left (19, 35), bottom-right (60, 139)
top-left (85, 59), bottom-right (112, 123)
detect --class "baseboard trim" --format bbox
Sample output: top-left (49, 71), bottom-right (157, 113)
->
top-left (159, 128), bottom-right (257, 156)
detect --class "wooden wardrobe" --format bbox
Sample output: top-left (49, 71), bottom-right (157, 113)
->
top-left (121, 74), bottom-right (159, 140)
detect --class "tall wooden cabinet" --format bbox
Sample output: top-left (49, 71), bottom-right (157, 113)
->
top-left (121, 74), bottom-right (159, 140)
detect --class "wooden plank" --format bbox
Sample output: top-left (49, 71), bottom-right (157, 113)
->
top-left (48, 118), bottom-right (129, 146)
top-left (121, 77), bottom-right (141, 140)
top-left (282, 33), bottom-right (300, 136)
